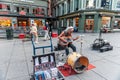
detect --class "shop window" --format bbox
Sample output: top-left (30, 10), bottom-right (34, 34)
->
top-left (113, 20), bottom-right (120, 29)
top-left (117, 21), bottom-right (120, 29)
top-left (0, 17), bottom-right (11, 28)
top-left (101, 17), bottom-right (111, 28)
top-left (75, 17), bottom-right (79, 27)
top-left (34, 19), bottom-right (45, 28)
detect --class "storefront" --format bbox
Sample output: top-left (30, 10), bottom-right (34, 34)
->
top-left (85, 15), bottom-right (94, 32)
top-left (57, 10), bottom-right (117, 32)
top-left (0, 17), bottom-right (12, 29)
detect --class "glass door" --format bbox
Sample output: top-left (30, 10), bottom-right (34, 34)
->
top-left (85, 19), bottom-right (94, 32)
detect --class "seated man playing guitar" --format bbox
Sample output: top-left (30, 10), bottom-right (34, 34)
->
top-left (58, 26), bottom-right (79, 55)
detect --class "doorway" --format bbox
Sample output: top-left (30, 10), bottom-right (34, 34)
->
top-left (85, 19), bottom-right (94, 32)
top-left (85, 15), bottom-right (94, 32)
top-left (17, 18), bottom-right (29, 32)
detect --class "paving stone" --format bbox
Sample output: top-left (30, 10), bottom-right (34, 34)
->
top-left (92, 59), bottom-right (120, 80)
top-left (65, 75), bottom-right (81, 80)
top-left (76, 70), bottom-right (106, 80)
top-left (1, 32), bottom-right (120, 80)
top-left (105, 55), bottom-right (120, 65)
top-left (6, 62), bottom-right (29, 80)
top-left (0, 63), bottom-right (8, 80)
top-left (6, 75), bottom-right (30, 80)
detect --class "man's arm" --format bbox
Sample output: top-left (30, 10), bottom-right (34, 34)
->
top-left (58, 31), bottom-right (67, 43)
top-left (73, 36), bottom-right (80, 41)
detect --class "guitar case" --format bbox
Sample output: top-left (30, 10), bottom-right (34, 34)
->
top-left (100, 45), bottom-right (113, 52)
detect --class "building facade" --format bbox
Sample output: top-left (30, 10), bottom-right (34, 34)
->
top-left (52, 0), bottom-right (120, 32)
top-left (0, 0), bottom-right (50, 32)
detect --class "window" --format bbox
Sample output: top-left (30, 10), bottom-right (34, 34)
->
top-left (0, 4), bottom-right (2, 9)
top-left (62, 3), bottom-right (64, 15)
top-left (67, 0), bottom-right (70, 13)
top-left (41, 8), bottom-right (44, 15)
top-left (86, 0), bottom-right (96, 9)
top-left (16, 7), bottom-right (19, 12)
top-left (0, 3), bottom-right (10, 11)
top-left (22, 8), bottom-right (24, 10)
top-left (7, 5), bottom-right (10, 10)
top-left (75, 0), bottom-right (79, 11)
top-left (64, 2), bottom-right (66, 14)
top-left (101, 0), bottom-right (111, 9)
top-left (33, 8), bottom-right (36, 14)
top-left (27, 8), bottom-right (29, 13)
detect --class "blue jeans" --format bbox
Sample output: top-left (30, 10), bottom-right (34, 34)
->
top-left (65, 43), bottom-right (76, 55)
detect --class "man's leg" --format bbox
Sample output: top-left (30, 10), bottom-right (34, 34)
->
top-left (65, 47), bottom-right (69, 55)
top-left (44, 30), bottom-right (47, 40)
top-left (68, 43), bottom-right (76, 52)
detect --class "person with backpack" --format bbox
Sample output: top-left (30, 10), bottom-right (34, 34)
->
top-left (43, 22), bottom-right (50, 41)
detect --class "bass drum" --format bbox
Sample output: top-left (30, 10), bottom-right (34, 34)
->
top-left (67, 52), bottom-right (89, 73)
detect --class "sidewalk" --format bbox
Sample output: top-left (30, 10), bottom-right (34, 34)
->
top-left (0, 32), bottom-right (120, 80)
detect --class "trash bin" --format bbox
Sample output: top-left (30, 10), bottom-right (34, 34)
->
top-left (6, 28), bottom-right (13, 40)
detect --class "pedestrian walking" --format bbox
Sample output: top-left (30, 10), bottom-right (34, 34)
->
top-left (44, 22), bottom-right (50, 41)
top-left (30, 23), bottom-right (39, 43)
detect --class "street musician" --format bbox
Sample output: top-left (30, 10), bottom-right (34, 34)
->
top-left (58, 26), bottom-right (79, 55)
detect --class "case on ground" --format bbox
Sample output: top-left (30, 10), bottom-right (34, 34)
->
top-left (91, 29), bottom-right (113, 52)
top-left (92, 38), bottom-right (110, 50)
top-left (92, 39), bottom-right (113, 52)
top-left (32, 52), bottom-right (64, 80)
top-left (100, 45), bottom-right (113, 52)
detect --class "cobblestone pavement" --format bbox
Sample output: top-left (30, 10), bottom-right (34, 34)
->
top-left (0, 32), bottom-right (120, 80)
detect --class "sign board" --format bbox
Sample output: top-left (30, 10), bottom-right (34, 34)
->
top-left (19, 10), bottom-right (26, 15)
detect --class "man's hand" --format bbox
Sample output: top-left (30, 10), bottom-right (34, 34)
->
top-left (76, 36), bottom-right (80, 39)
top-left (73, 36), bottom-right (80, 41)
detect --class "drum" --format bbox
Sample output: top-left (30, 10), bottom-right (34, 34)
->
top-left (67, 52), bottom-right (89, 73)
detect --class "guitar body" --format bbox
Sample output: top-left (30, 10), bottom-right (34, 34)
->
top-left (58, 36), bottom-right (73, 46)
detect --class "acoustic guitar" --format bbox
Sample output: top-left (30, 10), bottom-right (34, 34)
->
top-left (58, 36), bottom-right (73, 46)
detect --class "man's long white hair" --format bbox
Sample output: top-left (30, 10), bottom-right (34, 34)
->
top-left (64, 26), bottom-right (73, 32)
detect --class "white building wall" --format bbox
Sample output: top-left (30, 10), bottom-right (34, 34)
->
top-left (112, 0), bottom-right (120, 10)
